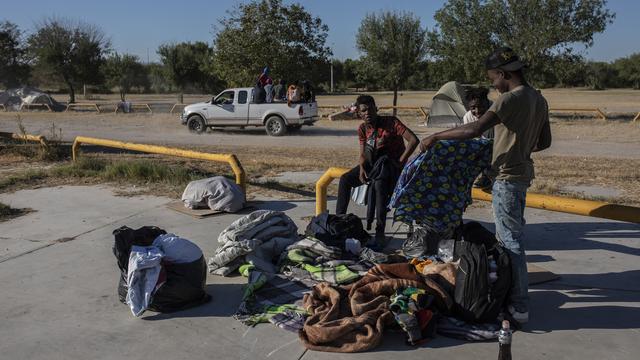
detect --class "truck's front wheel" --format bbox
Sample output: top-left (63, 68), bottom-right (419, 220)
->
top-left (187, 115), bottom-right (206, 134)
top-left (265, 116), bottom-right (287, 136)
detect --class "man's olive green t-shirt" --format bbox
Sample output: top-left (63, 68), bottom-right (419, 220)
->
top-left (488, 85), bottom-right (549, 184)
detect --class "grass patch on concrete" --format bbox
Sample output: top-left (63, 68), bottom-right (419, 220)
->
top-left (102, 160), bottom-right (204, 185)
top-left (0, 170), bottom-right (49, 192)
top-left (0, 156), bottom-right (212, 198)
top-left (0, 202), bottom-right (32, 222)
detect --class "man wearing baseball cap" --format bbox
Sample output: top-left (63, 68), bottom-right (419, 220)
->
top-left (419, 47), bottom-right (552, 326)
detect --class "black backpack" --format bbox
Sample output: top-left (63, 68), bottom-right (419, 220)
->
top-left (305, 213), bottom-right (370, 248)
top-left (452, 222), bottom-right (511, 323)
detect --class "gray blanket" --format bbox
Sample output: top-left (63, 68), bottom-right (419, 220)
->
top-left (208, 210), bottom-right (299, 275)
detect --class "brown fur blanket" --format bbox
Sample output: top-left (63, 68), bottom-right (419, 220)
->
top-left (300, 263), bottom-right (452, 352)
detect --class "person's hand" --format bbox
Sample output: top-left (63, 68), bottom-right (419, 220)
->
top-left (419, 135), bottom-right (438, 153)
top-left (359, 166), bottom-right (368, 184)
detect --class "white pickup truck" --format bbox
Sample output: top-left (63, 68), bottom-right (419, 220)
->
top-left (180, 87), bottom-right (319, 136)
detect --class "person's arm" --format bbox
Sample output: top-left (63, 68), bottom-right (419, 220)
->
top-left (399, 128), bottom-right (419, 164)
top-left (358, 127), bottom-right (368, 183)
top-left (533, 119), bottom-right (552, 152)
top-left (419, 111), bottom-right (500, 152)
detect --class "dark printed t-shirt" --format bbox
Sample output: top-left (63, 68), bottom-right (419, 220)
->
top-left (358, 116), bottom-right (408, 162)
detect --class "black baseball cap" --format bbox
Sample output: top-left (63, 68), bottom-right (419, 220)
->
top-left (485, 47), bottom-right (525, 71)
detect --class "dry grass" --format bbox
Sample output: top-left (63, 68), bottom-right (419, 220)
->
top-left (531, 155), bottom-right (640, 205)
top-left (1, 139), bottom-right (638, 207)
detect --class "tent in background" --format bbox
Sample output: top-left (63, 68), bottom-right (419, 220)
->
top-left (0, 87), bottom-right (65, 111)
top-left (427, 81), bottom-right (468, 128)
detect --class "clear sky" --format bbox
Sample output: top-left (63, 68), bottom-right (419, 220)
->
top-left (3, 0), bottom-right (638, 63)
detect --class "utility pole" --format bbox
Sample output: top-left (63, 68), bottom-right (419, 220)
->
top-left (330, 63), bottom-right (334, 93)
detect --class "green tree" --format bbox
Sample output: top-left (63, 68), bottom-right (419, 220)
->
top-left (405, 61), bottom-right (430, 90)
top-left (342, 58), bottom-right (361, 89)
top-left (144, 63), bottom-right (170, 94)
top-left (427, 0), bottom-right (499, 83)
top-left (158, 41), bottom-right (222, 103)
top-left (28, 18), bottom-right (110, 103)
top-left (356, 11), bottom-right (428, 115)
top-left (428, 0), bottom-right (614, 85)
top-left (544, 53), bottom-right (586, 88)
top-left (213, 0), bottom-right (332, 87)
top-left (103, 53), bottom-right (147, 101)
top-left (613, 53), bottom-right (640, 89)
top-left (0, 21), bottom-right (30, 88)
top-left (585, 61), bottom-right (617, 90)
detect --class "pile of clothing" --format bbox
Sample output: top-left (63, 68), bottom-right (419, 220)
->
top-left (112, 226), bottom-right (211, 317)
top-left (108, 136), bottom-right (512, 351)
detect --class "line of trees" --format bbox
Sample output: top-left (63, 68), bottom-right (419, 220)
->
top-left (1, 0), bottom-right (637, 105)
top-left (328, 52), bottom-right (640, 92)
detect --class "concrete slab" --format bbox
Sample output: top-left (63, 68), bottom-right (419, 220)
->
top-left (0, 185), bottom-right (638, 360)
top-left (0, 186), bottom-right (168, 262)
top-left (563, 185), bottom-right (621, 198)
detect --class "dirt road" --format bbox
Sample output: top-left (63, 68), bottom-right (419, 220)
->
top-left (2, 113), bottom-right (639, 159)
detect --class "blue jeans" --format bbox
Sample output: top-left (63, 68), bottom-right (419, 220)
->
top-left (492, 179), bottom-right (529, 313)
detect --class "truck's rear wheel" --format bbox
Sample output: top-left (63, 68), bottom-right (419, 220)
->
top-left (187, 115), bottom-right (206, 134)
top-left (265, 116), bottom-right (287, 136)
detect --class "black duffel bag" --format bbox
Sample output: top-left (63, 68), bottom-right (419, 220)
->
top-left (113, 226), bottom-right (211, 314)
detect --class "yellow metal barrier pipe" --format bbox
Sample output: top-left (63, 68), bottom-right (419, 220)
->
top-left (0, 131), bottom-right (48, 147)
top-left (315, 167), bottom-right (349, 215)
top-left (72, 136), bottom-right (246, 193)
top-left (315, 167), bottom-right (640, 223)
top-left (471, 188), bottom-right (640, 223)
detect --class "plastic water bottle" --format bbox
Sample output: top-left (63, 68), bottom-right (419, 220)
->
top-left (498, 320), bottom-right (512, 360)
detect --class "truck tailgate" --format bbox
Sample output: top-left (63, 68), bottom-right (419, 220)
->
top-left (300, 102), bottom-right (318, 118)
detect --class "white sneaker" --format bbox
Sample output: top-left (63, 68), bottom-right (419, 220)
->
top-left (508, 305), bottom-right (529, 324)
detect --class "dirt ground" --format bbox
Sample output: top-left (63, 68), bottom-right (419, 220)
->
top-left (43, 88), bottom-right (640, 113)
top-left (1, 89), bottom-right (639, 206)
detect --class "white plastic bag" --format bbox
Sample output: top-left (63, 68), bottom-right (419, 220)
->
top-left (350, 183), bottom-right (368, 206)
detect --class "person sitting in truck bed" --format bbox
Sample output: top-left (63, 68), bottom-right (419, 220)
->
top-left (287, 81), bottom-right (301, 105)
top-left (258, 67), bottom-right (272, 87)
top-left (301, 80), bottom-right (315, 102)
top-left (253, 81), bottom-right (266, 104)
top-left (273, 79), bottom-right (286, 102)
